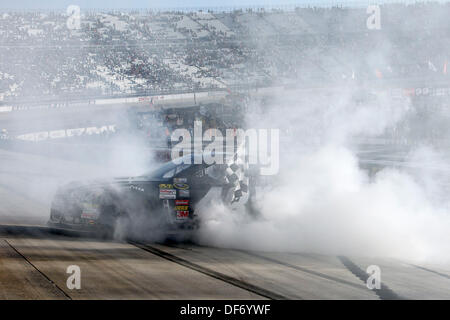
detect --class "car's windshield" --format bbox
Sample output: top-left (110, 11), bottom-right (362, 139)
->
top-left (145, 161), bottom-right (177, 179)
top-left (145, 155), bottom-right (193, 179)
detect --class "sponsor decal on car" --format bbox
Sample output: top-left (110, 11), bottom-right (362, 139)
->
top-left (159, 189), bottom-right (176, 199)
top-left (81, 203), bottom-right (99, 220)
top-left (159, 184), bottom-right (173, 189)
top-left (173, 178), bottom-right (187, 183)
top-left (176, 211), bottom-right (189, 219)
top-left (179, 189), bottom-right (190, 198)
top-left (174, 183), bottom-right (189, 190)
top-left (81, 212), bottom-right (97, 219)
top-left (175, 199), bottom-right (189, 205)
top-left (175, 205), bottom-right (189, 211)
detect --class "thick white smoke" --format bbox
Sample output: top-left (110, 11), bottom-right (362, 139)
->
top-left (196, 86), bottom-right (450, 265)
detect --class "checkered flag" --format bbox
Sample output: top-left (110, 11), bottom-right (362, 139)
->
top-left (223, 142), bottom-right (250, 205)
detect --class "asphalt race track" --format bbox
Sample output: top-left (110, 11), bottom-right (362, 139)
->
top-left (0, 148), bottom-right (449, 299)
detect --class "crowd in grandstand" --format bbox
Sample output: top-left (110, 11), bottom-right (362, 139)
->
top-left (1, 4), bottom-right (450, 102)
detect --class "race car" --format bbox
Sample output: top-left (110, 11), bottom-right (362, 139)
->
top-left (48, 153), bottom-right (252, 239)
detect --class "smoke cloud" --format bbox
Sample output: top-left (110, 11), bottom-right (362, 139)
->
top-left (195, 83), bottom-right (450, 265)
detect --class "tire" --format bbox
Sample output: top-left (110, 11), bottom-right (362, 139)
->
top-left (99, 225), bottom-right (115, 240)
top-left (97, 204), bottom-right (118, 239)
top-left (113, 214), bottom-right (131, 240)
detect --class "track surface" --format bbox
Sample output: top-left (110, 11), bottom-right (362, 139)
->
top-left (0, 148), bottom-right (449, 299)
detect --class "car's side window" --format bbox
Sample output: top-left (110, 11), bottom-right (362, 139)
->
top-left (175, 164), bottom-right (204, 178)
top-left (193, 167), bottom-right (205, 178)
top-left (205, 164), bottom-right (224, 180)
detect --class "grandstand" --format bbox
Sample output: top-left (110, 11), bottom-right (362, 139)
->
top-left (0, 3), bottom-right (450, 103)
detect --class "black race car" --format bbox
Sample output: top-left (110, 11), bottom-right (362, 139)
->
top-left (48, 153), bottom-right (252, 239)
